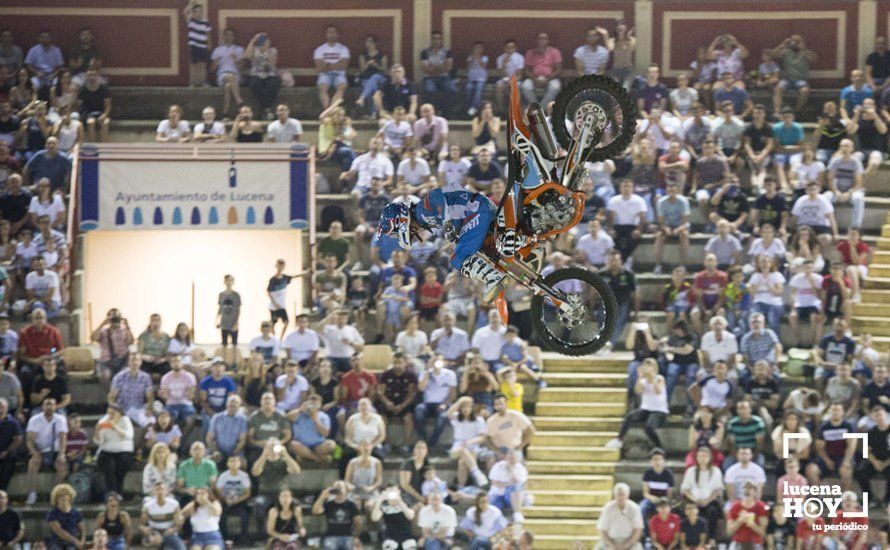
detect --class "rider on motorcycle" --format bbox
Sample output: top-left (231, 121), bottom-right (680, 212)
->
top-left (376, 187), bottom-right (517, 300)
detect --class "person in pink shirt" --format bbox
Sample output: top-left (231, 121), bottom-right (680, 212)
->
top-left (775, 456), bottom-right (807, 500)
top-left (521, 32), bottom-right (563, 106)
top-left (159, 356), bottom-right (198, 435)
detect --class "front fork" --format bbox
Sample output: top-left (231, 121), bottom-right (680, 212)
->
top-left (494, 254), bottom-right (570, 313)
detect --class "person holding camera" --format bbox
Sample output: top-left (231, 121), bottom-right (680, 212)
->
top-left (311, 480), bottom-right (361, 550)
top-left (229, 105), bottom-right (263, 143)
top-left (770, 35), bottom-right (815, 114)
top-left (92, 308), bottom-right (134, 393)
top-left (606, 358), bottom-right (668, 451)
top-left (370, 484), bottom-right (416, 549)
top-left (415, 357), bottom-right (457, 451)
top-left (243, 32), bottom-right (280, 120)
top-left (250, 438), bottom-right (301, 530)
top-left (286, 393), bottom-right (337, 464)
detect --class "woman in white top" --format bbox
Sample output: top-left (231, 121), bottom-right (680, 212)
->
top-left (459, 493), bottom-right (509, 546)
top-left (770, 410), bottom-right (812, 460)
top-left (142, 442), bottom-right (178, 496)
top-left (167, 322), bottom-right (194, 366)
top-left (338, 397), bottom-right (386, 478)
top-left (344, 439), bottom-right (384, 511)
top-left (53, 107), bottom-right (82, 153)
top-left (29, 178), bottom-right (66, 229)
top-left (606, 358), bottom-right (668, 450)
top-left (155, 104), bottom-right (191, 143)
top-left (446, 396), bottom-right (489, 488)
top-left (748, 254), bottom-right (786, 335)
top-left (437, 144), bottom-right (471, 192)
top-left (680, 446), bottom-right (724, 544)
top-left (94, 404), bottom-right (135, 496)
top-left (746, 223), bottom-right (785, 269)
top-left (790, 144), bottom-right (825, 195)
top-left (182, 487), bottom-right (224, 550)
top-left (395, 313), bottom-right (429, 371)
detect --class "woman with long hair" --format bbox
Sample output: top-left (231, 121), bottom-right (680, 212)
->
top-left (94, 492), bottom-right (132, 550)
top-left (167, 322), bottom-right (194, 366)
top-left (311, 360), bottom-right (341, 439)
top-left (748, 253), bottom-right (786, 334)
top-left (354, 35), bottom-right (388, 117)
top-left (680, 446), bottom-right (723, 546)
top-left (771, 410), bottom-right (812, 461)
top-left (459, 355), bottom-right (498, 414)
top-left (9, 67), bottom-right (36, 114)
top-left (239, 351), bottom-right (271, 410)
top-left (142, 442), bottom-right (178, 495)
top-left (446, 396), bottom-right (489, 487)
top-left (685, 406), bottom-right (725, 469)
top-left (244, 32), bottom-right (280, 119)
top-left (338, 397), bottom-right (386, 478)
top-left (470, 101), bottom-right (500, 155)
top-left (181, 487), bottom-right (224, 550)
top-left (51, 69), bottom-right (76, 114)
top-left (145, 410), bottom-right (182, 454)
top-left (28, 177), bottom-right (66, 229)
top-left (344, 439), bottom-right (384, 513)
top-left (266, 488), bottom-right (306, 549)
top-left (786, 225), bottom-right (825, 275)
top-left (460, 492), bottom-right (509, 550)
top-left (318, 102), bottom-right (356, 172)
top-left (53, 106), bottom-right (82, 154)
top-left (138, 313), bottom-right (171, 382)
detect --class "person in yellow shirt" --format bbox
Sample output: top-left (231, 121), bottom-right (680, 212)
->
top-left (497, 367), bottom-right (523, 412)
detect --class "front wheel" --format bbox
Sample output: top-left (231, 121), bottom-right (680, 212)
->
top-left (530, 267), bottom-right (617, 356)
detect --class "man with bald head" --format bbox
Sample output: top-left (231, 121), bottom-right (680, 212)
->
top-left (23, 136), bottom-right (71, 191)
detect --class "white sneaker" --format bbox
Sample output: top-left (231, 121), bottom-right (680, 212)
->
top-left (26, 492), bottom-right (37, 505)
top-left (852, 292), bottom-right (862, 304)
top-left (473, 470), bottom-right (489, 487)
top-left (596, 341), bottom-right (613, 356)
top-left (468, 107), bottom-right (478, 117)
top-left (605, 438), bottom-right (623, 449)
top-left (513, 512), bottom-right (525, 523)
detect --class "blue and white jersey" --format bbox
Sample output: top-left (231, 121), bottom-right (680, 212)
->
top-left (412, 188), bottom-right (492, 239)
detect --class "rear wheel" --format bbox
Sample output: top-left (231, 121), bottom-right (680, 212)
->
top-left (551, 74), bottom-right (636, 162)
top-left (530, 267), bottom-right (617, 356)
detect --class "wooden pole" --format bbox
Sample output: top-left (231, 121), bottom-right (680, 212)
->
top-left (87, 302), bottom-right (94, 339)
top-left (190, 280), bottom-right (196, 341)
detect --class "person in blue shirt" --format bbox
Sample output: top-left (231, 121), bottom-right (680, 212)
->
top-left (839, 69), bottom-right (873, 119)
top-left (377, 189), bottom-right (517, 299)
top-left (771, 107), bottom-right (805, 189)
top-left (206, 394), bottom-right (247, 464)
top-left (198, 359), bottom-right (237, 436)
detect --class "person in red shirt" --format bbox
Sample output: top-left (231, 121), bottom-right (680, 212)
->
top-left (690, 253), bottom-right (728, 334)
top-left (648, 499), bottom-right (680, 550)
top-left (795, 515), bottom-right (825, 549)
top-left (338, 352), bottom-right (377, 413)
top-left (835, 227), bottom-right (870, 303)
top-left (521, 32), bottom-right (563, 106)
top-left (829, 491), bottom-right (868, 550)
top-left (418, 266), bottom-right (443, 325)
top-left (17, 307), bottom-right (64, 410)
top-left (821, 262), bottom-right (853, 325)
top-left (727, 483), bottom-right (768, 546)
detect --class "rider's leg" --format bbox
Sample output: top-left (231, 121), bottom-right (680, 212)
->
top-left (451, 204), bottom-right (505, 299)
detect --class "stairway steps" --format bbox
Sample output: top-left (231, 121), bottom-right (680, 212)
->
top-left (865, 277), bottom-right (890, 290)
top-left (866, 264), bottom-right (890, 278)
top-left (538, 387), bottom-right (627, 403)
top-left (853, 315), bottom-right (890, 335)
top-left (536, 402), bottom-right (627, 417)
top-left (524, 505), bottom-right (602, 520)
top-left (527, 474), bottom-right (614, 491)
top-left (530, 489), bottom-right (612, 507)
top-left (533, 416), bottom-right (622, 431)
top-left (539, 372), bottom-right (627, 387)
top-left (531, 431), bottom-right (618, 447)
top-left (527, 460), bottom-right (617, 474)
top-left (531, 535), bottom-right (600, 549)
top-left (524, 518), bottom-right (599, 536)
top-left (860, 289), bottom-right (890, 304)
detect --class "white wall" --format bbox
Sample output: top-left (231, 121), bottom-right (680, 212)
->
top-left (82, 230), bottom-right (304, 344)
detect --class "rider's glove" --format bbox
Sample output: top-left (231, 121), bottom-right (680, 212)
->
top-left (442, 220), bottom-right (456, 242)
top-left (497, 228), bottom-right (519, 259)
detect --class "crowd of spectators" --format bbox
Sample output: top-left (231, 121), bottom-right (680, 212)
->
top-left (2, 16), bottom-right (890, 550)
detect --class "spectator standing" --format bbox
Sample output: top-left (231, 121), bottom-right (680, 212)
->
top-left (266, 104), bottom-right (303, 144)
top-left (183, 3), bottom-right (211, 86)
top-left (267, 259), bottom-right (298, 340)
top-left (210, 28), bottom-right (245, 118)
top-left (93, 310), bottom-right (134, 392)
top-left (707, 34), bottom-right (748, 85)
top-left (314, 26), bottom-right (350, 111)
top-left (214, 274), bottom-right (241, 348)
top-left (770, 35), bottom-right (815, 113)
top-left (94, 404), bottom-right (135, 497)
top-left (596, 483), bottom-right (643, 550)
top-left (521, 33), bottom-right (562, 107)
top-left (0, 30), bottom-right (23, 75)
top-left (574, 27), bottom-right (611, 76)
top-left (244, 32), bottom-right (280, 120)
top-left (420, 31), bottom-right (456, 115)
top-left (608, 21), bottom-right (636, 89)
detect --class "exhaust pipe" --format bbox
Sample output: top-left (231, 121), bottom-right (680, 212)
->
top-left (526, 102), bottom-right (558, 161)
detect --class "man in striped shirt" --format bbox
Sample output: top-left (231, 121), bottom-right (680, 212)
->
top-left (184, 3), bottom-right (211, 86)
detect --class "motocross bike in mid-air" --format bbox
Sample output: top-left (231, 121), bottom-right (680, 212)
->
top-left (481, 74), bottom-right (636, 355)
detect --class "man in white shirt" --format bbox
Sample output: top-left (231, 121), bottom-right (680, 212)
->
top-left (396, 147), bottom-right (432, 188)
top-left (248, 321), bottom-right (281, 365)
top-left (606, 179), bottom-right (648, 268)
top-left (25, 396), bottom-right (68, 504)
top-left (723, 447), bottom-right (766, 503)
top-left (283, 314), bottom-right (320, 367)
top-left (792, 180), bottom-right (839, 246)
top-left (429, 312), bottom-right (470, 367)
top-left (597, 483), bottom-right (644, 550)
top-left (487, 450), bottom-right (529, 523)
top-left (698, 315), bottom-right (738, 372)
top-left (417, 492), bottom-right (457, 547)
top-left (495, 39), bottom-right (525, 112)
top-left (274, 360), bottom-right (310, 413)
top-left (574, 27), bottom-right (611, 75)
top-left (471, 309), bottom-right (506, 368)
top-left (314, 25), bottom-right (350, 110)
top-left (266, 104), bottom-right (303, 143)
top-left (415, 358), bottom-right (457, 448)
top-left (193, 106), bottom-right (225, 142)
top-left (321, 309), bottom-right (365, 373)
top-left (25, 256), bottom-right (60, 318)
top-left (341, 137), bottom-right (394, 197)
top-left (210, 28), bottom-right (244, 117)
top-left (576, 219), bottom-right (615, 269)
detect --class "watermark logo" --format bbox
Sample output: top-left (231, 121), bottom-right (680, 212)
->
top-left (781, 433), bottom-right (869, 520)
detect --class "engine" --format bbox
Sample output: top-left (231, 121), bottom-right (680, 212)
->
top-left (524, 189), bottom-right (580, 236)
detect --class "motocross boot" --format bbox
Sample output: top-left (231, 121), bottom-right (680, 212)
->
top-left (460, 254), bottom-right (507, 303)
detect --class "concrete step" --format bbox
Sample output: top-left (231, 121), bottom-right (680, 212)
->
top-left (532, 416), bottom-right (622, 431)
top-left (882, 225), bottom-right (890, 239)
top-left (865, 277), bottom-right (890, 290)
top-left (539, 357), bottom-right (630, 374)
top-left (527, 446), bottom-right (620, 461)
top-left (525, 505), bottom-right (601, 520)
top-left (536, 401), bottom-right (627, 417)
top-left (531, 535), bottom-right (599, 550)
top-left (866, 263), bottom-right (890, 278)
top-left (530, 489), bottom-right (611, 507)
top-left (853, 315), bottom-right (890, 336)
top-left (537, 387), bottom-right (627, 403)
top-left (527, 475), bottom-right (614, 492)
top-left (531, 431), bottom-right (618, 447)
top-left (539, 372), bottom-right (626, 387)
top-left (861, 289), bottom-right (890, 304)
top-left (526, 460), bottom-right (617, 475)
top-left (853, 302), bottom-right (890, 317)
top-left (525, 518), bottom-right (599, 536)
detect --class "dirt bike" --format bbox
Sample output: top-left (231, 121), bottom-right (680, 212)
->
top-left (483, 74), bottom-right (636, 355)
